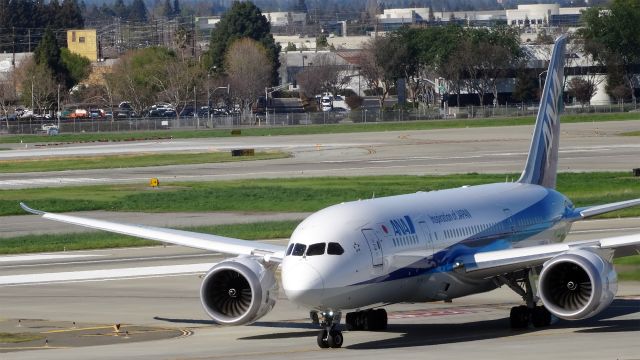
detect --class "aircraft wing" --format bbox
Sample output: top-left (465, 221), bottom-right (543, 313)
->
top-left (20, 203), bottom-right (286, 263)
top-left (456, 234), bottom-right (640, 278)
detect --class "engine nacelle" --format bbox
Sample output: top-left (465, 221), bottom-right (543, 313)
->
top-left (539, 249), bottom-right (617, 320)
top-left (200, 257), bottom-right (277, 326)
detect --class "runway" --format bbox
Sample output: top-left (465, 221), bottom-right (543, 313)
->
top-left (1, 120), bottom-right (639, 189)
top-left (1, 120), bottom-right (639, 359)
top-left (0, 219), bottom-right (638, 359)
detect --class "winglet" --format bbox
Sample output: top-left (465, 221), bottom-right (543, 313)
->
top-left (518, 34), bottom-right (567, 189)
top-left (20, 202), bottom-right (45, 215)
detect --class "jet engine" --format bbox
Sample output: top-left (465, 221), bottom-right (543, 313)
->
top-left (539, 249), bottom-right (617, 320)
top-left (200, 257), bottom-right (277, 326)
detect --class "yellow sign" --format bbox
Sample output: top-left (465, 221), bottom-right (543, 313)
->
top-left (150, 178), bottom-right (159, 187)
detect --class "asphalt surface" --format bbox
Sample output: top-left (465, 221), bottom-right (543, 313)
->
top-left (1, 120), bottom-right (639, 189)
top-left (0, 220), bottom-right (638, 359)
top-left (0, 120), bottom-right (638, 359)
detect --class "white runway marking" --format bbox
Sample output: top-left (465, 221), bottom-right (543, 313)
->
top-left (0, 254), bottom-right (104, 263)
top-left (0, 262), bottom-right (215, 286)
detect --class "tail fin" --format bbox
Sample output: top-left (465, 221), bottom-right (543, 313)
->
top-left (518, 35), bottom-right (567, 189)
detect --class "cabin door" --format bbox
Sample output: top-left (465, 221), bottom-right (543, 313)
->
top-left (362, 229), bottom-right (383, 267)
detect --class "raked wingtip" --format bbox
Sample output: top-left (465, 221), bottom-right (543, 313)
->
top-left (20, 202), bottom-right (45, 215)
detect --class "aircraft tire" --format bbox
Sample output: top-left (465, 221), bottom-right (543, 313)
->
top-left (327, 330), bottom-right (343, 348)
top-left (317, 330), bottom-right (329, 348)
top-left (532, 306), bottom-right (552, 328)
top-left (510, 305), bottom-right (530, 329)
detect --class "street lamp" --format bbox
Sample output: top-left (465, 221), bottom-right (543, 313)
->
top-left (538, 70), bottom-right (548, 99)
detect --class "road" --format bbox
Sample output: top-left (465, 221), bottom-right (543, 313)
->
top-left (0, 120), bottom-right (638, 189)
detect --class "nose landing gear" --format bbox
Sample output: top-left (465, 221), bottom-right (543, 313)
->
top-left (315, 311), bottom-right (343, 349)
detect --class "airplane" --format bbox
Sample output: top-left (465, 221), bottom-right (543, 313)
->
top-left (20, 35), bottom-right (640, 349)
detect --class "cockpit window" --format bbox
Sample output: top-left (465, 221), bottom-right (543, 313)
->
top-left (327, 242), bottom-right (344, 255)
top-left (286, 243), bottom-right (294, 256)
top-left (306, 243), bottom-right (326, 256)
top-left (292, 243), bottom-right (307, 256)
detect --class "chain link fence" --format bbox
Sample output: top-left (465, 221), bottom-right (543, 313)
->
top-left (1, 101), bottom-right (638, 135)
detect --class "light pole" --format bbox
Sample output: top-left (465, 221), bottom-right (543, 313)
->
top-left (538, 70), bottom-right (548, 99)
top-left (56, 84), bottom-right (60, 129)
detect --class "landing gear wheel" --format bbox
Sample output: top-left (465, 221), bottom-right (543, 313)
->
top-left (375, 309), bottom-right (388, 330)
top-left (317, 330), bottom-right (329, 348)
top-left (532, 306), bottom-right (552, 328)
top-left (509, 305), bottom-right (530, 329)
top-left (327, 330), bottom-right (343, 348)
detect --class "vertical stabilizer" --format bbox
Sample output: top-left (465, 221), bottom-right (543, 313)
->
top-left (518, 35), bottom-right (567, 189)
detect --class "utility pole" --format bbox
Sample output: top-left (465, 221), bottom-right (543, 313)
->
top-left (57, 84), bottom-right (61, 128)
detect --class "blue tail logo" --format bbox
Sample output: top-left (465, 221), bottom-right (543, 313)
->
top-left (518, 35), bottom-right (567, 189)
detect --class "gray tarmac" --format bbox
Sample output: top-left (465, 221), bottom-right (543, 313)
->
top-left (0, 220), bottom-right (638, 359)
top-left (1, 120), bottom-right (639, 189)
top-left (0, 121), bottom-right (639, 358)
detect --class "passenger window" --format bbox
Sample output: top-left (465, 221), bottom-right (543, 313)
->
top-left (292, 243), bottom-right (306, 256)
top-left (327, 242), bottom-right (344, 255)
top-left (286, 243), bottom-right (294, 256)
top-left (306, 243), bottom-right (326, 256)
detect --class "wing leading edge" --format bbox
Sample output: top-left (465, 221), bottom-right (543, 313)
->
top-left (20, 203), bottom-right (286, 263)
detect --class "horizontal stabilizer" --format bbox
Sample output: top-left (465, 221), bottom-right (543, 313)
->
top-left (570, 198), bottom-right (640, 220)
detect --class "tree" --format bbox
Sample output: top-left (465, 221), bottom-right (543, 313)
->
top-left (358, 37), bottom-right (401, 108)
top-left (153, 58), bottom-right (204, 121)
top-left (580, 0), bottom-right (640, 102)
top-left (113, 0), bottom-right (127, 19)
top-left (512, 69), bottom-right (539, 103)
top-left (106, 47), bottom-right (176, 117)
top-left (129, 0), bottom-right (148, 22)
top-left (316, 33), bottom-right (328, 50)
top-left (224, 38), bottom-right (272, 117)
top-left (59, 0), bottom-right (84, 28)
top-left (60, 48), bottom-right (91, 87)
top-left (206, 1), bottom-right (280, 85)
top-left (17, 60), bottom-right (58, 114)
top-left (33, 28), bottom-right (70, 87)
top-left (567, 78), bottom-right (596, 107)
top-left (161, 0), bottom-right (173, 18)
top-left (173, 0), bottom-right (180, 17)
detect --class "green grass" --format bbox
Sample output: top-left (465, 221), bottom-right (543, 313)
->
top-left (0, 151), bottom-right (288, 173)
top-left (0, 332), bottom-right (45, 344)
top-left (2, 112), bottom-right (638, 144)
top-left (2, 172), bottom-right (639, 217)
top-left (0, 220), bottom-right (299, 254)
top-left (621, 131), bottom-right (640, 136)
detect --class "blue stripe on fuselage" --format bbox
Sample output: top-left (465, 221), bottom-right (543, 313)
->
top-left (351, 190), bottom-right (571, 286)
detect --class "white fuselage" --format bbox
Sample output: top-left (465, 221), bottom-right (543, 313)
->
top-left (281, 182), bottom-right (573, 311)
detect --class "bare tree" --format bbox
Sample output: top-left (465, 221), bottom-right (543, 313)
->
top-left (153, 58), bottom-right (204, 120)
top-left (0, 76), bottom-right (17, 129)
top-left (224, 38), bottom-right (273, 117)
top-left (297, 54), bottom-right (349, 98)
top-left (358, 37), bottom-right (397, 108)
top-left (15, 60), bottom-right (57, 115)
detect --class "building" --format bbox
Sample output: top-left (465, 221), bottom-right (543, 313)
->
top-left (264, 12), bottom-right (307, 27)
top-left (506, 4), bottom-right (586, 28)
top-left (67, 29), bottom-right (98, 62)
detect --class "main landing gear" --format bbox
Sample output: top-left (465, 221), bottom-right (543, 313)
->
top-left (345, 309), bottom-right (388, 331)
top-left (498, 269), bottom-right (552, 329)
top-left (314, 311), bottom-right (344, 349)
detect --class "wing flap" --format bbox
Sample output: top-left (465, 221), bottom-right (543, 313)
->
top-left (458, 234), bottom-right (640, 278)
top-left (20, 203), bottom-right (286, 263)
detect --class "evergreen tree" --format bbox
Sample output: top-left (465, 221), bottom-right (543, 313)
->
top-left (34, 28), bottom-right (69, 86)
top-left (295, 0), bottom-right (307, 13)
top-left (60, 0), bottom-right (85, 28)
top-left (113, 0), bottom-right (127, 19)
top-left (173, 0), bottom-right (180, 17)
top-left (162, 0), bottom-right (173, 18)
top-left (129, 0), bottom-right (148, 22)
top-left (206, 1), bottom-right (280, 85)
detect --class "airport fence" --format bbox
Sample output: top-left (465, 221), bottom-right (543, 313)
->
top-left (1, 100), bottom-right (638, 135)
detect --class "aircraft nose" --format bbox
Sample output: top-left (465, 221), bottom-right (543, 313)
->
top-left (282, 261), bottom-right (325, 308)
